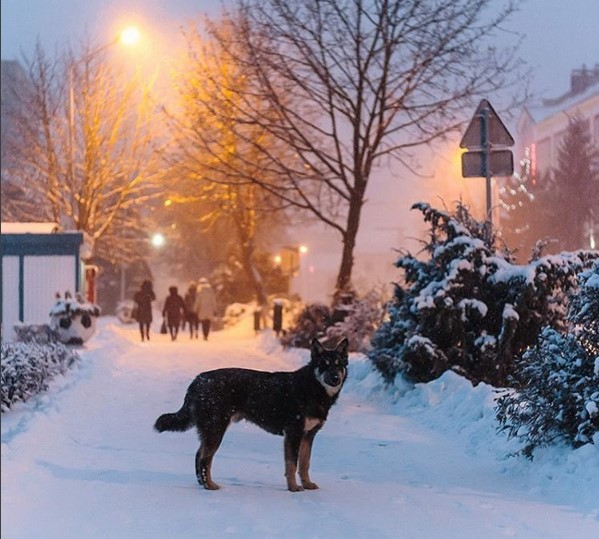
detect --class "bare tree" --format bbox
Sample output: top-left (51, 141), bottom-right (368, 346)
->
top-left (167, 25), bottom-right (294, 306)
top-left (202, 0), bottom-right (527, 297)
top-left (4, 41), bottom-right (164, 264)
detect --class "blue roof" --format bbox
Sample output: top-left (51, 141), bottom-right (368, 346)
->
top-left (1, 232), bottom-right (84, 256)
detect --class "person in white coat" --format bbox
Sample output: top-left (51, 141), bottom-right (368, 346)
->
top-left (194, 277), bottom-right (217, 341)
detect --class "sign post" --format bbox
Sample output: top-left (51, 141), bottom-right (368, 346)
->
top-left (460, 99), bottom-right (514, 227)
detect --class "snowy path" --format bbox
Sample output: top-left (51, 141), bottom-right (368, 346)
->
top-left (2, 317), bottom-right (598, 539)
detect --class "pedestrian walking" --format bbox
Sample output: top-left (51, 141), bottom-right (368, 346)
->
top-left (194, 277), bottom-right (217, 341)
top-left (133, 280), bottom-right (155, 342)
top-left (162, 286), bottom-right (186, 341)
top-left (184, 281), bottom-right (199, 339)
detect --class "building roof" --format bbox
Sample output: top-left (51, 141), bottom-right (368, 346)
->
top-left (524, 79), bottom-right (599, 124)
top-left (1, 222), bottom-right (61, 234)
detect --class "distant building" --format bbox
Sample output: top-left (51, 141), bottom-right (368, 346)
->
top-left (502, 65), bottom-right (599, 255)
top-left (516, 64), bottom-right (599, 183)
top-left (1, 60), bottom-right (30, 176)
top-left (1, 223), bottom-right (82, 341)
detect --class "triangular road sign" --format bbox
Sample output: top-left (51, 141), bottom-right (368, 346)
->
top-left (460, 99), bottom-right (514, 149)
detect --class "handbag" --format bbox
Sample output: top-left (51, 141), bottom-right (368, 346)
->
top-left (160, 319), bottom-right (168, 334)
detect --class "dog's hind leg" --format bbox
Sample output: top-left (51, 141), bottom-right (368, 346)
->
top-left (283, 430), bottom-right (304, 492)
top-left (298, 428), bottom-right (320, 490)
top-left (195, 425), bottom-right (226, 490)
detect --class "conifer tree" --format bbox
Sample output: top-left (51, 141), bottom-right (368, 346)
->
top-left (498, 149), bottom-right (553, 261)
top-left (545, 114), bottom-right (599, 251)
top-left (368, 202), bottom-right (598, 387)
top-left (496, 262), bottom-right (599, 457)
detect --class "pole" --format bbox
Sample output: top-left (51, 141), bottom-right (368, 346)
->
top-left (66, 36), bottom-right (122, 188)
top-left (68, 66), bottom-right (75, 185)
top-left (120, 263), bottom-right (126, 301)
top-left (481, 106), bottom-right (492, 228)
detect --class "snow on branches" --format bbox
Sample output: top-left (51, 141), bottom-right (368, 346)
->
top-left (1, 341), bottom-right (81, 412)
top-left (495, 262), bottom-right (599, 457)
top-left (368, 202), bottom-right (598, 387)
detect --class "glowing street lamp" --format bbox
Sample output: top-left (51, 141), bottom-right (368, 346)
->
top-left (68, 26), bottom-right (141, 184)
top-left (151, 233), bottom-right (166, 248)
top-left (119, 26), bottom-right (141, 46)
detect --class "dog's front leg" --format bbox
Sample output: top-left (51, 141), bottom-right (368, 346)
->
top-left (283, 431), bottom-right (303, 492)
top-left (298, 428), bottom-right (320, 490)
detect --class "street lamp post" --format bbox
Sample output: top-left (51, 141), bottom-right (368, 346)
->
top-left (68, 66), bottom-right (76, 185)
top-left (67, 27), bottom-right (140, 185)
top-left (66, 27), bottom-right (141, 301)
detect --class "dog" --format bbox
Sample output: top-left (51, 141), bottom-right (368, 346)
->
top-left (154, 337), bottom-right (349, 492)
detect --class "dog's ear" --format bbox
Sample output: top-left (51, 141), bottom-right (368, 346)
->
top-left (336, 337), bottom-right (349, 359)
top-left (311, 338), bottom-right (325, 358)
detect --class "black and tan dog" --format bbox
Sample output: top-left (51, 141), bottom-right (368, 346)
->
top-left (154, 337), bottom-right (349, 491)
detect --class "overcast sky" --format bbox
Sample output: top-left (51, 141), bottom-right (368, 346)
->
top-left (2, 0), bottom-right (598, 100)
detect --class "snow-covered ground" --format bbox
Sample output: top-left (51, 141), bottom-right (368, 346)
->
top-left (2, 314), bottom-right (598, 539)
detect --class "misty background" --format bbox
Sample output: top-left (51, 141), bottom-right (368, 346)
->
top-left (2, 0), bottom-right (598, 302)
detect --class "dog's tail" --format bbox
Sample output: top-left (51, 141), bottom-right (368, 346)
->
top-left (154, 398), bottom-right (193, 433)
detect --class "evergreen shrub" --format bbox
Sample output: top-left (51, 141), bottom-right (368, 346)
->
top-left (495, 263), bottom-right (599, 457)
top-left (1, 342), bottom-right (80, 412)
top-left (368, 202), bottom-right (598, 387)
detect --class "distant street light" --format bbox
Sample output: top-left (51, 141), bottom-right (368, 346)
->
top-left (67, 26), bottom-right (141, 185)
top-left (151, 233), bottom-right (166, 248)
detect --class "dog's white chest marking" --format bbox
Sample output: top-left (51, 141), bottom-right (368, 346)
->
top-left (304, 417), bottom-right (323, 432)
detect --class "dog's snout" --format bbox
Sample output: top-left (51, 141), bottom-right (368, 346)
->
top-left (324, 371), bottom-right (341, 386)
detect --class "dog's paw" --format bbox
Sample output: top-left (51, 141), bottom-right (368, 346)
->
top-left (301, 480), bottom-right (319, 490)
top-left (202, 481), bottom-right (221, 490)
top-left (287, 484), bottom-right (304, 492)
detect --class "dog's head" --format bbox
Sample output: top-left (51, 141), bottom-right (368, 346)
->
top-left (310, 337), bottom-right (349, 396)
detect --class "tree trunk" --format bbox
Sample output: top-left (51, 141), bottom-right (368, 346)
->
top-left (334, 195), bottom-right (363, 296)
top-left (240, 239), bottom-right (268, 307)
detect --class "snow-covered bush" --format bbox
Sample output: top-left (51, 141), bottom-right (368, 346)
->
top-left (281, 288), bottom-right (385, 352)
top-left (569, 262), bottom-right (599, 352)
top-left (115, 300), bottom-right (136, 324)
top-left (280, 302), bottom-right (333, 349)
top-left (495, 263), bottom-right (599, 458)
top-left (325, 288), bottom-right (385, 352)
top-left (49, 293), bottom-right (101, 345)
top-left (13, 323), bottom-right (58, 344)
top-left (222, 302), bottom-right (252, 328)
top-left (1, 341), bottom-right (81, 412)
top-left (368, 202), bottom-right (598, 387)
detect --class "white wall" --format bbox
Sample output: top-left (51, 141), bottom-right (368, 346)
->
top-left (24, 255), bottom-right (76, 324)
top-left (2, 255), bottom-right (77, 341)
top-left (2, 256), bottom-right (20, 341)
